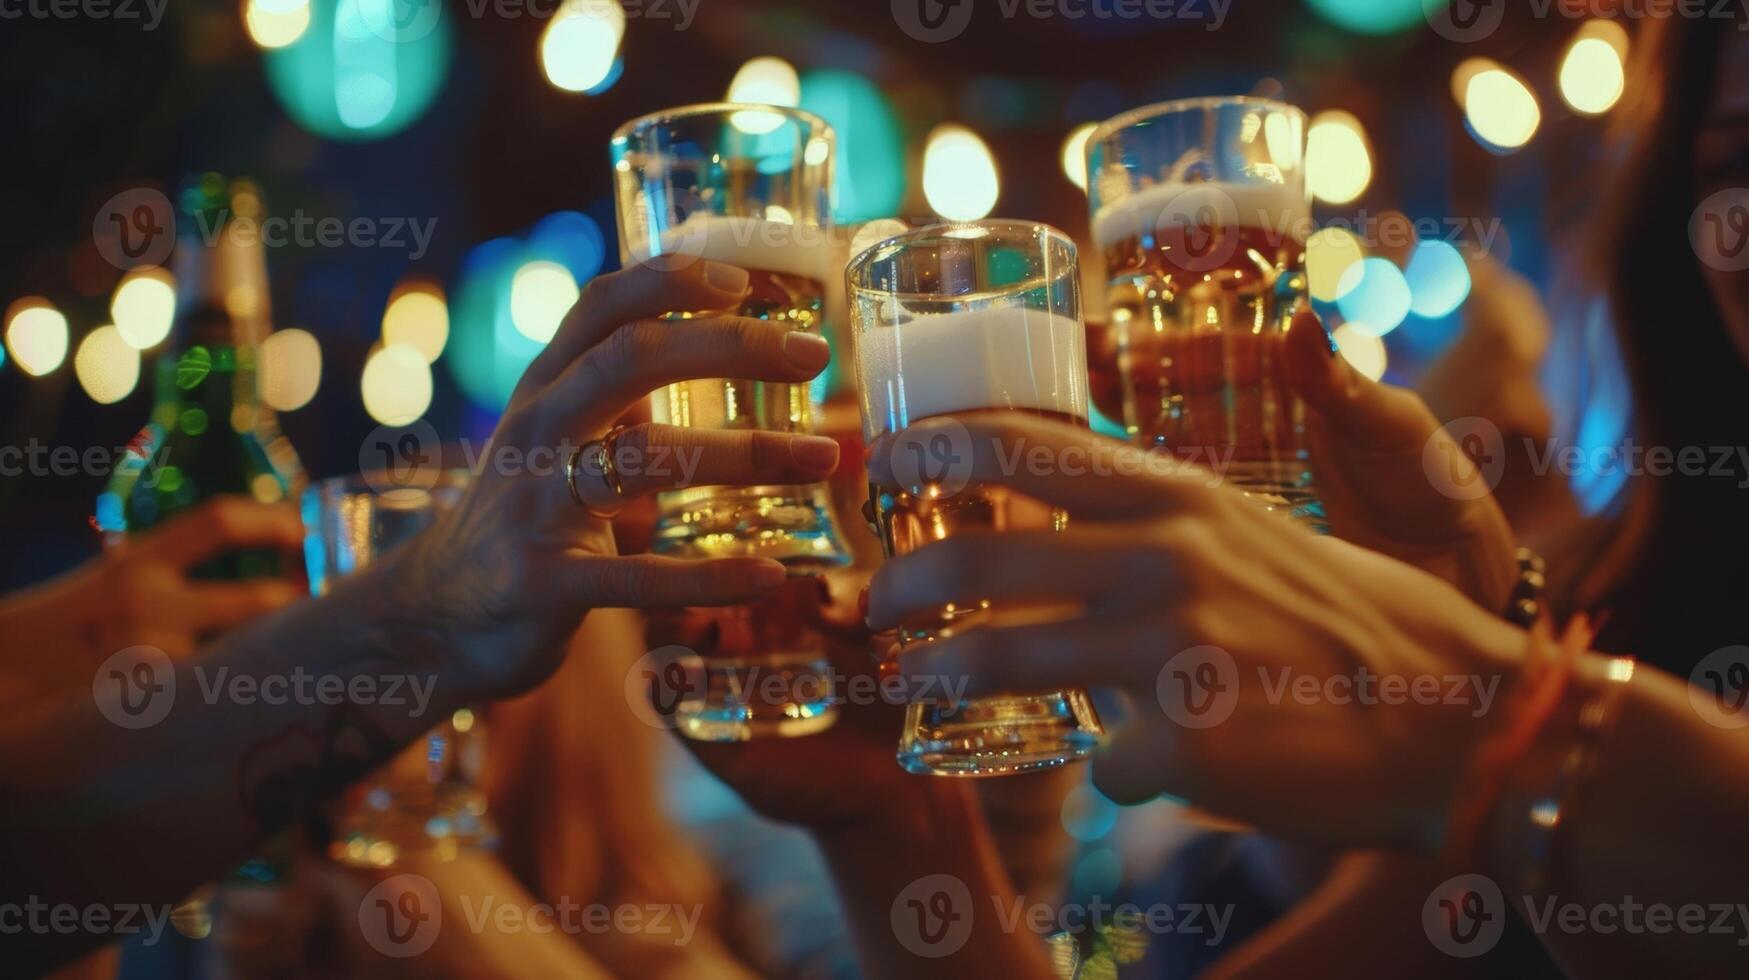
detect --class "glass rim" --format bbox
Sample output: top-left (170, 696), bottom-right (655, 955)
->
top-left (846, 219), bottom-right (1078, 300)
top-left (1086, 96), bottom-right (1307, 149)
top-left (611, 102), bottom-right (834, 147)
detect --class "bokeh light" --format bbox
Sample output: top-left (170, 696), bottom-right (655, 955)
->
top-left (1305, 0), bottom-right (1440, 35)
top-left (5, 300), bottom-right (69, 376)
top-left (1333, 323), bottom-right (1388, 381)
top-left (74, 325), bottom-right (140, 404)
top-left (1306, 227), bottom-right (1366, 303)
top-left (111, 267), bottom-right (177, 350)
top-left (1337, 257), bottom-right (1412, 336)
top-left (1060, 122), bottom-right (1097, 191)
top-left (1060, 785), bottom-right (1120, 842)
top-left (259, 327), bottom-right (322, 411)
top-left (1560, 34), bottom-right (1626, 115)
top-left (541, 0), bottom-right (625, 93)
top-left (727, 57), bottom-right (800, 134)
top-left (1307, 110), bottom-right (1372, 205)
top-left (382, 283), bottom-right (449, 363)
top-left (244, 0), bottom-right (311, 49)
top-left (509, 260), bottom-right (579, 344)
top-left (1404, 240), bottom-right (1473, 318)
top-left (1464, 67), bottom-right (1541, 151)
top-left (361, 343), bottom-right (432, 425)
top-left (264, 0), bottom-right (452, 141)
top-left (800, 70), bottom-right (906, 223)
top-left (922, 124), bottom-right (1000, 222)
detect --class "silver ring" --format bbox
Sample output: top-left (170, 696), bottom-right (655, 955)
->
top-left (565, 426), bottom-right (628, 519)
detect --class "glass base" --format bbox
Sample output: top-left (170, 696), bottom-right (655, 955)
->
top-left (1223, 460), bottom-right (1327, 534)
top-left (675, 652), bottom-right (840, 742)
top-left (330, 783), bottom-right (498, 869)
top-left (897, 690), bottom-right (1102, 777)
top-left (651, 483), bottom-right (852, 569)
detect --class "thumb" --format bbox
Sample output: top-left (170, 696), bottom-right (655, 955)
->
top-left (1282, 310), bottom-right (1438, 453)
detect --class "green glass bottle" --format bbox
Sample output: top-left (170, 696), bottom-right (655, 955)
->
top-left (98, 173), bottom-right (305, 575)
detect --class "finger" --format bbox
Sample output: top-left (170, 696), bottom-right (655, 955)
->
top-left (866, 414), bottom-right (1204, 521)
top-left (1282, 309), bottom-right (1441, 454)
top-left (606, 424), bottom-right (840, 498)
top-left (135, 498), bottom-right (304, 571)
top-left (183, 580), bottom-right (305, 634)
top-left (536, 317), bottom-right (832, 436)
top-left (559, 554), bottom-right (788, 609)
top-left (864, 530), bottom-right (1172, 632)
top-left (514, 261), bottom-right (753, 403)
top-left (895, 617), bottom-right (1172, 698)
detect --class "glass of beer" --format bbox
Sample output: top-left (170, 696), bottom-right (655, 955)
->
top-left (610, 103), bottom-right (852, 569)
top-left (1085, 97), bottom-right (1324, 526)
top-left (304, 472), bottom-right (495, 867)
top-left (849, 220), bottom-right (1103, 776)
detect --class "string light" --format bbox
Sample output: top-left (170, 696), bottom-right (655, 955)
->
top-left (541, 0), bottom-right (625, 93)
top-left (509, 261), bottom-right (578, 343)
top-left (111, 267), bottom-right (177, 350)
top-left (260, 328), bottom-right (322, 411)
top-left (243, 0), bottom-right (311, 49)
top-left (922, 124), bottom-right (1000, 222)
top-left (1332, 323), bottom-right (1387, 381)
top-left (74, 325), bottom-right (140, 403)
top-left (5, 300), bottom-right (69, 376)
top-left (1060, 123), bottom-right (1097, 191)
top-left (361, 343), bottom-right (433, 425)
top-left (1307, 111), bottom-right (1372, 205)
top-left (1560, 27), bottom-right (1627, 115)
top-left (382, 283), bottom-right (450, 363)
top-left (1463, 66), bottom-right (1541, 151)
top-left (727, 57), bottom-right (800, 134)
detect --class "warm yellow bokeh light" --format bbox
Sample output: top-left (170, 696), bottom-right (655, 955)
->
top-left (1450, 57), bottom-right (1497, 109)
top-left (111, 267), bottom-right (177, 350)
top-left (74, 325), bottom-right (141, 404)
top-left (1264, 110), bottom-right (1305, 171)
top-left (1465, 69), bottom-right (1541, 150)
top-left (5, 300), bottom-right (69, 377)
top-left (727, 57), bottom-right (800, 134)
top-left (382, 284), bottom-right (449, 363)
top-left (1333, 323), bottom-right (1387, 382)
top-left (922, 124), bottom-right (1000, 222)
top-left (541, 0), bottom-right (625, 93)
top-left (260, 328), bottom-right (322, 411)
top-left (510, 261), bottom-right (579, 344)
top-left (1560, 36), bottom-right (1626, 115)
top-left (361, 344), bottom-right (433, 426)
top-left (243, 0), bottom-right (311, 49)
top-left (1307, 227), bottom-right (1366, 303)
top-left (1306, 110), bottom-right (1372, 205)
top-left (1060, 123), bottom-right (1097, 191)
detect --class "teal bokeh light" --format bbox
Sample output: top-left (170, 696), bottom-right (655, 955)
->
top-left (1405, 240), bottom-right (1472, 318)
top-left (264, 0), bottom-right (452, 142)
top-left (799, 70), bottom-right (905, 223)
top-left (1305, 0), bottom-right (1444, 35)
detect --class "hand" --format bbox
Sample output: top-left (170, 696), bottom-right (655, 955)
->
top-left (388, 260), bottom-right (841, 701)
top-left (0, 496), bottom-right (303, 702)
top-left (1282, 309), bottom-right (1519, 610)
top-left (866, 413), bottom-right (1527, 850)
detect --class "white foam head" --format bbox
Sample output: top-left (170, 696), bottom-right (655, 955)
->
top-left (1091, 181), bottom-right (1311, 251)
top-left (628, 213), bottom-right (831, 282)
top-left (856, 306), bottom-right (1088, 439)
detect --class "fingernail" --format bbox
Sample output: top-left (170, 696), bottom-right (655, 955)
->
top-left (751, 561), bottom-right (787, 588)
top-left (789, 435), bottom-right (841, 472)
top-left (703, 261), bottom-right (750, 294)
top-left (782, 332), bottom-right (831, 372)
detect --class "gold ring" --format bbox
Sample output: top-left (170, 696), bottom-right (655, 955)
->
top-left (565, 426), bottom-right (629, 519)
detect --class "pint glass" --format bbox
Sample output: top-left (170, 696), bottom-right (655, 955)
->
top-left (850, 220), bottom-right (1103, 776)
top-left (1085, 97), bottom-right (1324, 526)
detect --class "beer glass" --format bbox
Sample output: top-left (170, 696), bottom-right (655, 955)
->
top-left (850, 220), bottom-right (1103, 776)
top-left (610, 103), bottom-right (852, 569)
top-left (1085, 97), bottom-right (1324, 526)
top-left (303, 472), bottom-right (495, 867)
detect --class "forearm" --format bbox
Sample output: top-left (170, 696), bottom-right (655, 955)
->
top-left (0, 549), bottom-right (469, 968)
top-left (814, 781), bottom-right (1055, 980)
top-left (1485, 658), bottom-right (1749, 976)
